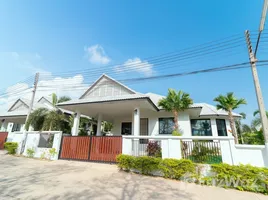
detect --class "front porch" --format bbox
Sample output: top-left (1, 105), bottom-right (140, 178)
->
top-left (58, 97), bottom-right (158, 136)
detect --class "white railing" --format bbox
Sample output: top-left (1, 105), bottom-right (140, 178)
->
top-left (122, 135), bottom-right (268, 168)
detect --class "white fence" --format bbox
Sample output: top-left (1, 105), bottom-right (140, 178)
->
top-left (122, 136), bottom-right (268, 168)
top-left (6, 131), bottom-right (62, 160)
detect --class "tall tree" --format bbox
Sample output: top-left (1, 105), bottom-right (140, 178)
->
top-left (158, 89), bottom-right (193, 132)
top-left (214, 92), bottom-right (247, 144)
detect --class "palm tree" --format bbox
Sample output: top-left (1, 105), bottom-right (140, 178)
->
top-left (51, 93), bottom-right (71, 106)
top-left (214, 92), bottom-right (247, 144)
top-left (251, 110), bottom-right (268, 130)
top-left (26, 94), bottom-right (72, 131)
top-left (158, 89), bottom-right (193, 133)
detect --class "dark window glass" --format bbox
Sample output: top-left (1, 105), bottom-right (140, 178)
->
top-left (12, 123), bottom-right (21, 132)
top-left (216, 119), bottom-right (227, 136)
top-left (159, 118), bottom-right (174, 134)
top-left (121, 122), bottom-right (132, 135)
top-left (191, 119), bottom-right (212, 136)
top-left (38, 134), bottom-right (54, 148)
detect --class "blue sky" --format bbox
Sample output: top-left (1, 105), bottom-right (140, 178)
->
top-left (0, 0), bottom-right (268, 124)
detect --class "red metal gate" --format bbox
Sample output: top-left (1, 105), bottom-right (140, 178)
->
top-left (0, 132), bottom-right (8, 150)
top-left (59, 136), bottom-right (122, 163)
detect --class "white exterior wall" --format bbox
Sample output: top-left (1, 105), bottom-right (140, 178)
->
top-left (233, 145), bottom-right (267, 167)
top-left (111, 110), bottom-right (230, 137)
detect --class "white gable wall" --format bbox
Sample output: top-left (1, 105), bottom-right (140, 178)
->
top-left (9, 101), bottom-right (28, 112)
top-left (82, 77), bottom-right (134, 99)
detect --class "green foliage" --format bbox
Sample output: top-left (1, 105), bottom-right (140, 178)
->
top-left (40, 152), bottom-right (46, 159)
top-left (103, 121), bottom-right (113, 132)
top-left (116, 154), bottom-right (135, 171)
top-left (116, 155), bottom-right (268, 194)
top-left (134, 156), bottom-right (161, 175)
top-left (189, 142), bottom-right (222, 164)
top-left (57, 96), bottom-right (71, 103)
top-left (242, 131), bottom-right (265, 145)
top-left (213, 92), bottom-right (247, 111)
top-left (159, 158), bottom-right (195, 179)
top-left (25, 108), bottom-right (48, 131)
top-left (206, 163), bottom-right (268, 194)
top-left (4, 142), bottom-right (18, 154)
top-left (172, 130), bottom-right (182, 136)
top-left (26, 148), bottom-right (35, 158)
top-left (146, 141), bottom-right (162, 158)
top-left (49, 148), bottom-right (57, 159)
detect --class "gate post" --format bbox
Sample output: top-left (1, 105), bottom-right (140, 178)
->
top-left (122, 136), bottom-right (132, 155)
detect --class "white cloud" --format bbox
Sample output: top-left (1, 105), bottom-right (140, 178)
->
top-left (84, 45), bottom-right (111, 65)
top-left (114, 57), bottom-right (154, 76)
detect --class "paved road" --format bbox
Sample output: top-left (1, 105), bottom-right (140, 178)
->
top-left (0, 153), bottom-right (266, 200)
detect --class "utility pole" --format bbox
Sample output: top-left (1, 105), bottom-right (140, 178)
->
top-left (245, 30), bottom-right (268, 145)
top-left (25, 72), bottom-right (39, 129)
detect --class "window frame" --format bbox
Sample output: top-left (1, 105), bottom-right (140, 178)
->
top-left (216, 119), bottom-right (228, 136)
top-left (158, 117), bottom-right (175, 135)
top-left (190, 118), bottom-right (212, 136)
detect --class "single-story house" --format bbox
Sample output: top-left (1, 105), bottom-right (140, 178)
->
top-left (0, 96), bottom-right (58, 132)
top-left (58, 74), bottom-right (240, 137)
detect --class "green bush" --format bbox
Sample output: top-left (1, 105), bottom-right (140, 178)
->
top-left (205, 163), bottom-right (268, 194)
top-left (116, 154), bottom-right (268, 194)
top-left (159, 158), bottom-right (195, 179)
top-left (134, 156), bottom-right (161, 175)
top-left (49, 148), bottom-right (57, 159)
top-left (4, 142), bottom-right (18, 154)
top-left (26, 148), bottom-right (35, 158)
top-left (172, 130), bottom-right (182, 136)
top-left (116, 154), bottom-right (135, 171)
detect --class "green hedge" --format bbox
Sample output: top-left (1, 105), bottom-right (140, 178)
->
top-left (116, 154), bottom-right (268, 194)
top-left (204, 163), bottom-right (268, 194)
top-left (4, 142), bottom-right (18, 154)
top-left (116, 154), bottom-right (193, 177)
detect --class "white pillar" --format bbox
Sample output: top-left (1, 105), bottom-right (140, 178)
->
top-left (71, 112), bottom-right (80, 136)
top-left (210, 118), bottom-right (218, 137)
top-left (133, 108), bottom-right (140, 136)
top-left (0, 120), bottom-right (7, 131)
top-left (96, 114), bottom-right (102, 136)
top-left (122, 137), bottom-right (132, 155)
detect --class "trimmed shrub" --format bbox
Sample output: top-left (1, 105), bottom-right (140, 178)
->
top-left (172, 130), bottom-right (182, 136)
top-left (116, 154), bottom-right (135, 171)
top-left (159, 158), bottom-right (195, 179)
top-left (4, 142), bottom-right (18, 154)
top-left (204, 163), bottom-right (268, 194)
top-left (134, 156), bottom-right (161, 175)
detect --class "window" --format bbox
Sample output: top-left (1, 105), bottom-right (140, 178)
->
top-left (216, 119), bottom-right (228, 136)
top-left (121, 122), bottom-right (132, 135)
top-left (38, 134), bottom-right (54, 148)
top-left (191, 119), bottom-right (212, 136)
top-left (11, 123), bottom-right (21, 132)
top-left (159, 118), bottom-right (174, 134)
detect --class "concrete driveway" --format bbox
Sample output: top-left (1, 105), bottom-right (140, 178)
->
top-left (0, 153), bottom-right (266, 200)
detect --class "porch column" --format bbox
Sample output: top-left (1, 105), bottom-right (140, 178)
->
top-left (133, 108), bottom-right (140, 136)
top-left (0, 120), bottom-right (7, 131)
top-left (96, 114), bottom-right (102, 136)
top-left (71, 111), bottom-right (81, 136)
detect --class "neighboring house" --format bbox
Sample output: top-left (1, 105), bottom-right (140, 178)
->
top-left (0, 97), bottom-right (55, 132)
top-left (58, 74), bottom-right (240, 137)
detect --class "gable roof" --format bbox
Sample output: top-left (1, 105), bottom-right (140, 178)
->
top-left (146, 93), bottom-right (240, 117)
top-left (38, 96), bottom-right (53, 104)
top-left (79, 74), bottom-right (137, 99)
top-left (8, 98), bottom-right (29, 112)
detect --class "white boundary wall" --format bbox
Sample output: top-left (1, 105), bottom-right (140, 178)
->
top-left (122, 136), bottom-right (268, 168)
top-left (6, 131), bottom-right (62, 160)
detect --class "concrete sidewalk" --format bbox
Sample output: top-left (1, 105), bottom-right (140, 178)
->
top-left (0, 153), bottom-right (266, 200)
